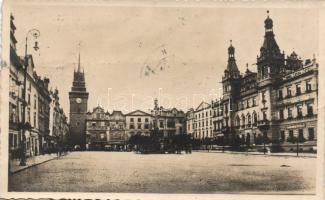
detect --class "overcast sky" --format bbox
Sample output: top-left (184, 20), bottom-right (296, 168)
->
top-left (9, 1), bottom-right (319, 117)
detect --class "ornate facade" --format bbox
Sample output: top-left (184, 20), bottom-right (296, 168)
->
top-left (85, 106), bottom-right (110, 150)
top-left (85, 107), bottom-right (127, 150)
top-left (211, 11), bottom-right (318, 148)
top-left (151, 99), bottom-right (186, 138)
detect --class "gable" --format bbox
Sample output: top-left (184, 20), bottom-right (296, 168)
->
top-left (126, 110), bottom-right (151, 116)
top-left (196, 102), bottom-right (210, 111)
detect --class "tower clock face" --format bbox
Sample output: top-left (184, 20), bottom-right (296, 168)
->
top-left (76, 98), bottom-right (82, 104)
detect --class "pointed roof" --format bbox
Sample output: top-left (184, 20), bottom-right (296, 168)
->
top-left (71, 45), bottom-right (87, 93)
top-left (259, 10), bottom-right (282, 60)
top-left (224, 40), bottom-right (240, 79)
top-left (77, 50), bottom-right (81, 73)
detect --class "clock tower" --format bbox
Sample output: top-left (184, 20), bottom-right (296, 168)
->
top-left (69, 52), bottom-right (89, 149)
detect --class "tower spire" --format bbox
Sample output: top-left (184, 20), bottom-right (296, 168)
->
top-left (77, 41), bottom-right (81, 72)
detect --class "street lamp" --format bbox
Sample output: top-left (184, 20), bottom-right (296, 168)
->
top-left (263, 132), bottom-right (266, 155)
top-left (19, 29), bottom-right (40, 166)
top-left (296, 135), bottom-right (299, 157)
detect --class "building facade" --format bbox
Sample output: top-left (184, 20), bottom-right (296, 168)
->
top-left (108, 111), bottom-right (126, 150)
top-left (211, 12), bottom-right (318, 148)
top-left (187, 102), bottom-right (213, 140)
top-left (69, 54), bottom-right (89, 149)
top-left (85, 106), bottom-right (110, 150)
top-left (86, 107), bottom-right (129, 150)
top-left (9, 14), bottom-right (70, 159)
top-left (125, 110), bottom-right (153, 138)
top-left (36, 76), bottom-right (51, 154)
top-left (185, 108), bottom-right (194, 137)
top-left (9, 14), bottom-right (22, 157)
top-left (151, 99), bottom-right (186, 138)
top-left (48, 89), bottom-right (69, 152)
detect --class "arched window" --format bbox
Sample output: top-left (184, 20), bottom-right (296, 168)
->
top-left (247, 113), bottom-right (252, 127)
top-left (236, 116), bottom-right (240, 128)
top-left (241, 115), bottom-right (246, 128)
top-left (252, 112), bottom-right (258, 126)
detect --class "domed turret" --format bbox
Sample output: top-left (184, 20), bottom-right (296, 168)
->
top-left (224, 40), bottom-right (240, 79)
top-left (264, 10), bottom-right (273, 31)
top-left (228, 40), bottom-right (235, 60)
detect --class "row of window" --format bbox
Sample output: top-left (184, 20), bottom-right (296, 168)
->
top-left (130, 117), bottom-right (149, 123)
top-left (278, 79), bottom-right (313, 100)
top-left (280, 127), bottom-right (316, 142)
top-left (191, 119), bottom-right (213, 129)
top-left (129, 124), bottom-right (150, 129)
top-left (194, 110), bottom-right (212, 119)
top-left (194, 129), bottom-right (214, 139)
top-left (238, 97), bottom-right (257, 110)
top-left (235, 112), bottom-right (258, 128)
top-left (278, 103), bottom-right (314, 120)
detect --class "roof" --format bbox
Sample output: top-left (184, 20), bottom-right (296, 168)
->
top-left (110, 110), bottom-right (124, 116)
top-left (195, 101), bottom-right (211, 111)
top-left (125, 109), bottom-right (152, 116)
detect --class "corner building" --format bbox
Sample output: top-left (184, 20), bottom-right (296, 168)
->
top-left (212, 12), bottom-right (318, 148)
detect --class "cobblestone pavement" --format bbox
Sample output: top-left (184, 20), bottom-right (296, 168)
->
top-left (8, 151), bottom-right (316, 193)
top-left (9, 154), bottom-right (59, 173)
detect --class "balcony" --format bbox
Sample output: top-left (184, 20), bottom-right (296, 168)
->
top-left (257, 119), bottom-right (270, 130)
top-left (279, 114), bottom-right (317, 123)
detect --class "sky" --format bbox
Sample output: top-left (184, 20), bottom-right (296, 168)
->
top-left (8, 1), bottom-right (319, 118)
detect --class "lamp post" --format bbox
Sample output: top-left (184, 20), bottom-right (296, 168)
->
top-left (296, 136), bottom-right (299, 157)
top-left (19, 29), bottom-right (40, 166)
top-left (263, 132), bottom-right (266, 155)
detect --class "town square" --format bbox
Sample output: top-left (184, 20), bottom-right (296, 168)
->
top-left (9, 151), bottom-right (316, 193)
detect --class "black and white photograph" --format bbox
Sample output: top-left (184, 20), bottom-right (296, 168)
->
top-left (0, 0), bottom-right (324, 199)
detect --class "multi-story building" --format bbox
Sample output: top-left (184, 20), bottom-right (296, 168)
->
top-left (187, 102), bottom-right (213, 139)
top-left (86, 107), bottom-right (154, 150)
top-left (9, 14), bottom-right (23, 157)
top-left (185, 108), bottom-right (194, 136)
top-left (47, 89), bottom-right (69, 152)
top-left (211, 11), bottom-right (318, 148)
top-left (9, 14), bottom-right (69, 157)
top-left (85, 106), bottom-right (110, 150)
top-left (108, 111), bottom-right (126, 150)
top-left (125, 110), bottom-right (152, 138)
top-left (36, 77), bottom-right (51, 154)
top-left (151, 99), bottom-right (186, 138)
